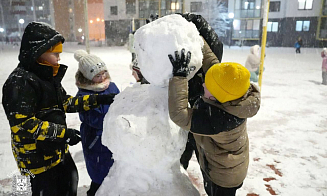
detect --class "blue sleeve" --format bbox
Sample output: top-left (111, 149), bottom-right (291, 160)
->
top-left (76, 89), bottom-right (106, 130)
top-left (110, 82), bottom-right (120, 94)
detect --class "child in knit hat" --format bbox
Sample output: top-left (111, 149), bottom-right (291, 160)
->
top-left (74, 50), bottom-right (120, 196)
top-left (321, 48), bottom-right (327, 85)
top-left (168, 49), bottom-right (261, 196)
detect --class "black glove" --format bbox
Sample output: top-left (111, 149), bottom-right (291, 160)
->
top-left (168, 48), bottom-right (193, 77)
top-left (96, 93), bottom-right (116, 105)
top-left (178, 13), bottom-right (197, 22)
top-left (65, 128), bottom-right (81, 146)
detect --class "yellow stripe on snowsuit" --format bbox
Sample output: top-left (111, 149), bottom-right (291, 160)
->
top-left (83, 95), bottom-right (90, 111)
top-left (57, 128), bottom-right (65, 138)
top-left (15, 114), bottom-right (27, 119)
top-left (36, 121), bottom-right (50, 140)
top-left (11, 126), bottom-right (20, 134)
top-left (63, 97), bottom-right (73, 111)
top-left (13, 135), bottom-right (20, 142)
top-left (24, 143), bottom-right (36, 151)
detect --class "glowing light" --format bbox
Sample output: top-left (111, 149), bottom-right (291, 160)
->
top-left (96, 18), bottom-right (100, 22)
top-left (78, 28), bottom-right (82, 33)
top-left (90, 20), bottom-right (93, 23)
top-left (0, 28), bottom-right (4, 33)
top-left (19, 19), bottom-right (24, 24)
top-left (228, 13), bottom-right (234, 19)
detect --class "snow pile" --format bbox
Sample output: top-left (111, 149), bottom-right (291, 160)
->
top-left (134, 14), bottom-right (203, 86)
top-left (96, 14), bottom-right (203, 196)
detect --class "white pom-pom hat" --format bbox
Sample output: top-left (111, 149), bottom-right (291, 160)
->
top-left (74, 50), bottom-right (107, 80)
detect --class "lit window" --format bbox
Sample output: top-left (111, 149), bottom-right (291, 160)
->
top-left (296, 20), bottom-right (310, 31)
top-left (303, 21), bottom-right (310, 31)
top-left (171, 2), bottom-right (176, 10)
top-left (296, 21), bottom-right (303, 31)
top-left (272, 22), bottom-right (278, 32)
top-left (39, 6), bottom-right (43, 10)
top-left (233, 20), bottom-right (241, 30)
top-left (267, 22), bottom-right (272, 32)
top-left (298, 0), bottom-right (313, 10)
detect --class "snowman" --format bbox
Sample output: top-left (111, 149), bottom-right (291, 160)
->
top-left (96, 14), bottom-right (204, 196)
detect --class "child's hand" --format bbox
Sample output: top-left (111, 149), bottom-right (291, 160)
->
top-left (96, 93), bottom-right (117, 105)
top-left (168, 48), bottom-right (194, 77)
top-left (65, 128), bottom-right (81, 146)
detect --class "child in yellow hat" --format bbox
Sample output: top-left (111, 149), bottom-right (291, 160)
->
top-left (168, 49), bottom-right (261, 196)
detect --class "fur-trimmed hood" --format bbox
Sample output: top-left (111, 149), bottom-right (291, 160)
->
top-left (75, 70), bottom-right (111, 92)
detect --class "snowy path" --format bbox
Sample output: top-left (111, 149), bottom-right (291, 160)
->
top-left (0, 43), bottom-right (326, 195)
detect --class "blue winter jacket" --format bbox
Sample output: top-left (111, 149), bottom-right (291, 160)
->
top-left (76, 82), bottom-right (120, 184)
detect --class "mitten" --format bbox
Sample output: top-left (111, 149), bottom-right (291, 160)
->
top-left (168, 48), bottom-right (193, 77)
top-left (178, 13), bottom-right (197, 22)
top-left (96, 93), bottom-right (116, 105)
top-left (65, 128), bottom-right (81, 146)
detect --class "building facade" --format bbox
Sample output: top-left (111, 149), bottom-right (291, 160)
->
top-left (264, 0), bottom-right (324, 47)
top-left (0, 0), bottom-right (85, 42)
top-left (103, 0), bottom-right (326, 47)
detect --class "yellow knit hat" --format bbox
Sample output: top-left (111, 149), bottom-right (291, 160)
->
top-left (46, 42), bottom-right (62, 53)
top-left (205, 62), bottom-right (250, 103)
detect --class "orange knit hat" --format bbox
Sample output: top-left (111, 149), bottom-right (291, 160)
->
top-left (47, 42), bottom-right (62, 53)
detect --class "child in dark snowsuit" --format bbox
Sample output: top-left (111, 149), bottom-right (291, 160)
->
top-left (74, 50), bottom-right (120, 196)
top-left (2, 22), bottom-right (116, 196)
top-left (168, 49), bottom-right (261, 196)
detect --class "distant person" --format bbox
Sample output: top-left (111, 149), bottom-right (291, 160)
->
top-left (321, 48), bottom-right (327, 85)
top-left (245, 45), bottom-right (261, 82)
top-left (2, 22), bottom-right (117, 196)
top-left (5, 36), bottom-right (9, 44)
top-left (295, 37), bottom-right (303, 53)
top-left (168, 49), bottom-right (261, 196)
top-left (74, 50), bottom-right (120, 196)
top-left (128, 31), bottom-right (136, 62)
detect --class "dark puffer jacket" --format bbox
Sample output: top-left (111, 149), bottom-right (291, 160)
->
top-left (2, 22), bottom-right (101, 176)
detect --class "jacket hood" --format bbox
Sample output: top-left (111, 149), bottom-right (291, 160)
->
top-left (203, 83), bottom-right (261, 118)
top-left (75, 70), bottom-right (111, 92)
top-left (19, 22), bottom-right (65, 67)
top-left (250, 45), bottom-right (260, 57)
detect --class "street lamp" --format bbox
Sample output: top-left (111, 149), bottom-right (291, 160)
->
top-left (228, 13), bottom-right (234, 48)
top-left (19, 19), bottom-right (24, 25)
top-left (18, 18), bottom-right (24, 37)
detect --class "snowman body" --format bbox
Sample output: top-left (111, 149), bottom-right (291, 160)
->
top-left (96, 14), bottom-right (203, 196)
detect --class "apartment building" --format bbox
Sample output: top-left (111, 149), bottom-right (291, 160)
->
top-left (0, 0), bottom-right (54, 39)
top-left (0, 0), bottom-right (85, 42)
top-left (103, 0), bottom-right (326, 47)
top-left (264, 0), bottom-right (324, 47)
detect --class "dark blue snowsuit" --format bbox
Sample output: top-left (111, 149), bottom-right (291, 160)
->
top-left (76, 82), bottom-right (119, 184)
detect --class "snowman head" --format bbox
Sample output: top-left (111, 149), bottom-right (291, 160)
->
top-left (134, 14), bottom-right (204, 86)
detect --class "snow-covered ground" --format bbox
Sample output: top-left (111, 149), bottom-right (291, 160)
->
top-left (0, 42), bottom-right (326, 196)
